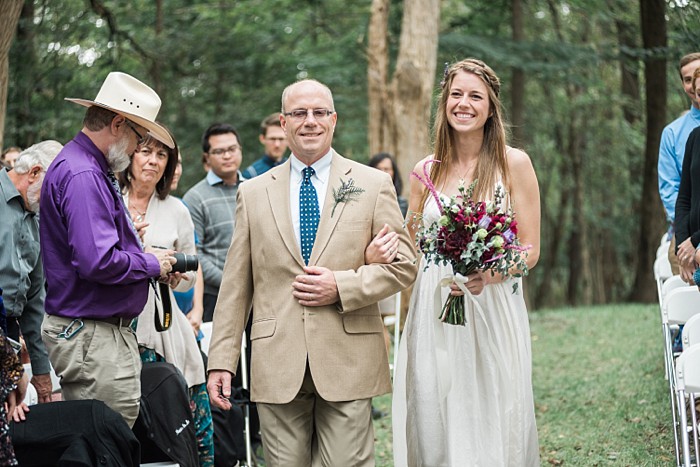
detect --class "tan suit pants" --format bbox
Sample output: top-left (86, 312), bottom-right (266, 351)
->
top-left (257, 364), bottom-right (375, 467)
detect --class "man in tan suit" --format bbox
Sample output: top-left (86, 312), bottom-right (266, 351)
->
top-left (206, 79), bottom-right (417, 466)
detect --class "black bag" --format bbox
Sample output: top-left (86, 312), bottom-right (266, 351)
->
top-left (132, 362), bottom-right (198, 467)
top-left (10, 399), bottom-right (140, 466)
top-left (212, 386), bottom-right (252, 465)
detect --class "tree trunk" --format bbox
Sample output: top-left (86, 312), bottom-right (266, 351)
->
top-left (629, 0), bottom-right (666, 302)
top-left (389, 0), bottom-right (440, 180)
top-left (14, 1), bottom-right (36, 148)
top-left (150, 0), bottom-right (163, 95)
top-left (367, 0), bottom-right (390, 157)
top-left (0, 0), bottom-right (24, 150)
top-left (367, 0), bottom-right (440, 175)
top-left (511, 0), bottom-right (525, 146)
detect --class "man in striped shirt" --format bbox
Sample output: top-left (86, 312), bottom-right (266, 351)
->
top-left (183, 123), bottom-right (245, 322)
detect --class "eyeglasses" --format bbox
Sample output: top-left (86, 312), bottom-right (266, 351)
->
top-left (125, 121), bottom-right (146, 143)
top-left (283, 109), bottom-right (335, 121)
top-left (209, 145), bottom-right (241, 156)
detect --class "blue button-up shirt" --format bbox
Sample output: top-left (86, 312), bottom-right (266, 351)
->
top-left (658, 105), bottom-right (700, 224)
top-left (40, 132), bottom-right (161, 319)
top-left (0, 168), bottom-right (50, 374)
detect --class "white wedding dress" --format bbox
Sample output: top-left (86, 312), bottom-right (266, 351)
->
top-left (393, 193), bottom-right (540, 467)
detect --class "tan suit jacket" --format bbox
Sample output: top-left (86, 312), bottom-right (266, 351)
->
top-left (207, 152), bottom-right (417, 403)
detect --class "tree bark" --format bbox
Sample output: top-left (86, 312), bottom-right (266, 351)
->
top-left (629, 0), bottom-right (666, 302)
top-left (367, 0), bottom-right (440, 174)
top-left (0, 0), bottom-right (24, 150)
top-left (14, 1), bottom-right (36, 148)
top-left (389, 0), bottom-right (440, 179)
top-left (511, 0), bottom-right (525, 146)
top-left (367, 0), bottom-right (390, 157)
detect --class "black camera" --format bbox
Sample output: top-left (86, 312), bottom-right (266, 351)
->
top-left (172, 253), bottom-right (199, 273)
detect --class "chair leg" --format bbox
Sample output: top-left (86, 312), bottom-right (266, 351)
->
top-left (691, 393), bottom-right (699, 466)
top-left (666, 324), bottom-right (682, 465)
top-left (680, 389), bottom-right (692, 466)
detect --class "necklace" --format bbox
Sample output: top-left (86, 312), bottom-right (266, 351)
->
top-left (129, 202), bottom-right (147, 223)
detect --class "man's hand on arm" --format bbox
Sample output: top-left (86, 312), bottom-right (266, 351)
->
top-left (207, 370), bottom-right (233, 411)
top-left (292, 266), bottom-right (340, 307)
top-left (31, 373), bottom-right (53, 403)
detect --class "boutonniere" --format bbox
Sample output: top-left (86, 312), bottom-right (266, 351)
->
top-left (331, 178), bottom-right (365, 217)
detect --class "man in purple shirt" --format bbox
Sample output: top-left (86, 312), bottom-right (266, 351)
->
top-left (40, 72), bottom-right (177, 427)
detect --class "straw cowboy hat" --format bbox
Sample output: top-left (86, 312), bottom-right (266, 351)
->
top-left (65, 71), bottom-right (175, 148)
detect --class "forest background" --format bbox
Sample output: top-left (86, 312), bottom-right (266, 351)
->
top-left (0, 0), bottom-right (698, 309)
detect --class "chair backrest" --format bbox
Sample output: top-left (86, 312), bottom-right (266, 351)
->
top-left (676, 344), bottom-right (700, 392)
top-left (665, 287), bottom-right (700, 325)
top-left (662, 275), bottom-right (690, 299)
top-left (657, 240), bottom-right (671, 259)
top-left (655, 255), bottom-right (673, 282)
top-left (683, 314), bottom-right (700, 351)
top-left (200, 321), bottom-right (213, 356)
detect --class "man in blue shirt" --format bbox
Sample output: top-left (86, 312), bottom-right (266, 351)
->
top-left (241, 113), bottom-right (288, 179)
top-left (658, 52), bottom-right (700, 273)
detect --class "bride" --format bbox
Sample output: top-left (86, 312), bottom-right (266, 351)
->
top-left (392, 58), bottom-right (541, 466)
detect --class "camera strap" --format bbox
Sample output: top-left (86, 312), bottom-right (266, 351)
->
top-left (154, 282), bottom-right (172, 332)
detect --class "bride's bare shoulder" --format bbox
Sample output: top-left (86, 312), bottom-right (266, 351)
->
top-left (412, 155), bottom-right (438, 173)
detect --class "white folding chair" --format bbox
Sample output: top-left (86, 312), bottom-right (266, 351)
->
top-left (658, 240), bottom-right (672, 259)
top-left (200, 321), bottom-right (213, 356)
top-left (683, 314), bottom-right (700, 351)
top-left (663, 276), bottom-right (691, 299)
top-left (675, 344), bottom-right (700, 466)
top-left (664, 287), bottom-right (700, 466)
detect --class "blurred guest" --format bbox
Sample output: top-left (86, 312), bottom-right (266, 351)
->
top-left (119, 132), bottom-right (213, 466)
top-left (369, 152), bottom-right (408, 217)
top-left (242, 113), bottom-right (288, 179)
top-left (1, 147), bottom-right (21, 169)
top-left (39, 72), bottom-right (176, 428)
top-left (170, 153), bottom-right (205, 340)
top-left (0, 141), bottom-right (63, 406)
top-left (659, 52), bottom-right (700, 273)
top-left (183, 123), bottom-right (245, 322)
top-left (676, 68), bottom-right (700, 285)
top-left (0, 289), bottom-right (27, 466)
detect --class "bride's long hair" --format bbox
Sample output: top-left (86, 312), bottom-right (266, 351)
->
top-left (418, 58), bottom-right (510, 214)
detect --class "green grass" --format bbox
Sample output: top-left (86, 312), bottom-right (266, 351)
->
top-left (373, 303), bottom-right (675, 466)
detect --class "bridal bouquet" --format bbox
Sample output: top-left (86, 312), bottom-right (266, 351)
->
top-left (411, 160), bottom-right (530, 326)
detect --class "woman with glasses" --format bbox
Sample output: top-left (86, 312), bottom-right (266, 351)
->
top-left (119, 131), bottom-right (213, 467)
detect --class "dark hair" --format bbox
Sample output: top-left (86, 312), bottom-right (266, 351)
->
top-left (201, 123), bottom-right (241, 154)
top-left (118, 129), bottom-right (178, 200)
top-left (680, 53), bottom-right (700, 77)
top-left (260, 113), bottom-right (282, 136)
top-left (83, 106), bottom-right (118, 131)
top-left (368, 152), bottom-right (403, 197)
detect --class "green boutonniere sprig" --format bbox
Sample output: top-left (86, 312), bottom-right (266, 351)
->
top-left (331, 178), bottom-right (365, 217)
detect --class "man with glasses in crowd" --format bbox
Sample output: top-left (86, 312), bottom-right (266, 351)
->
top-left (40, 72), bottom-right (177, 427)
top-left (183, 123), bottom-right (245, 322)
top-left (242, 112), bottom-right (288, 179)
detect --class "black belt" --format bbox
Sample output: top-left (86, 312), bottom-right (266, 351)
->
top-left (98, 316), bottom-right (134, 328)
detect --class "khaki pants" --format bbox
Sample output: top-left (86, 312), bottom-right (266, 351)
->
top-left (41, 314), bottom-right (142, 427)
top-left (257, 365), bottom-right (375, 467)
top-left (669, 235), bottom-right (680, 276)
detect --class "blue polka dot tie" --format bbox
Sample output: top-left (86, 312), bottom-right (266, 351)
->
top-left (299, 166), bottom-right (320, 265)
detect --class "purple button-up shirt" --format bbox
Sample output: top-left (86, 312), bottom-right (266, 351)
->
top-left (40, 131), bottom-right (161, 319)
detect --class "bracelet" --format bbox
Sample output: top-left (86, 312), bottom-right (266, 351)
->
top-left (693, 268), bottom-right (700, 286)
